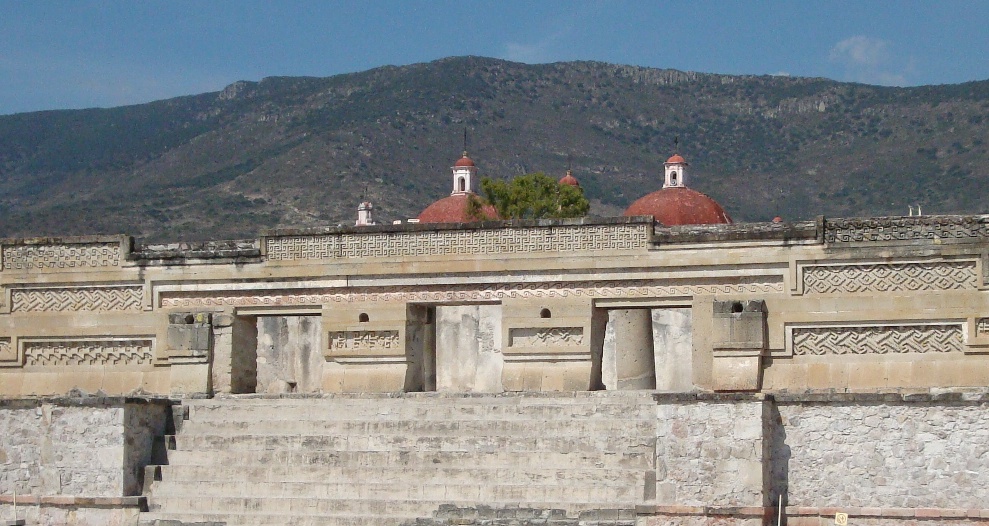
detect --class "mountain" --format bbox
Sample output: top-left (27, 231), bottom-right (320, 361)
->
top-left (1, 56), bottom-right (987, 241)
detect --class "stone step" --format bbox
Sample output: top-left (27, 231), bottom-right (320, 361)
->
top-left (148, 480), bottom-right (644, 502)
top-left (157, 463), bottom-right (645, 486)
top-left (172, 433), bottom-right (654, 454)
top-left (139, 507), bottom-right (634, 526)
top-left (139, 511), bottom-right (417, 526)
top-left (185, 399), bottom-right (657, 422)
top-left (176, 418), bottom-right (655, 437)
top-left (204, 392), bottom-right (655, 404)
top-left (146, 496), bottom-right (633, 517)
top-left (162, 448), bottom-right (654, 470)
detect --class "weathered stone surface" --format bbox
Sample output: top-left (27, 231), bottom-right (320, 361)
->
top-left (653, 308), bottom-right (693, 392)
top-left (775, 401), bottom-right (989, 509)
top-left (655, 399), bottom-right (769, 507)
top-left (255, 315), bottom-right (322, 394)
top-left (435, 305), bottom-right (503, 393)
top-left (602, 309), bottom-right (656, 390)
top-left (0, 398), bottom-right (169, 497)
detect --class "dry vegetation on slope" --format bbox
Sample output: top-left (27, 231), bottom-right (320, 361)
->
top-left (0, 56), bottom-right (987, 241)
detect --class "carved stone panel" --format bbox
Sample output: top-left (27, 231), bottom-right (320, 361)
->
top-left (0, 337), bottom-right (14, 364)
top-left (802, 261), bottom-right (978, 294)
top-left (791, 324), bottom-right (963, 356)
top-left (509, 327), bottom-right (584, 347)
top-left (11, 286), bottom-right (143, 312)
top-left (266, 224), bottom-right (649, 261)
top-left (825, 216), bottom-right (989, 244)
top-left (328, 330), bottom-right (400, 351)
top-left (2, 243), bottom-right (121, 271)
top-left (22, 339), bottom-right (154, 366)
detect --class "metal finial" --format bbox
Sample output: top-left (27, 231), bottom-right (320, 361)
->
top-left (674, 135), bottom-right (679, 154)
top-left (463, 128), bottom-right (468, 156)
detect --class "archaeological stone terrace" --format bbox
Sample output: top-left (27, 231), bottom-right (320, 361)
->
top-left (2, 213), bottom-right (989, 526)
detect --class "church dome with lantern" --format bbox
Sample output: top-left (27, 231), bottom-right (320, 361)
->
top-left (623, 153), bottom-right (732, 226)
top-left (417, 151), bottom-right (499, 224)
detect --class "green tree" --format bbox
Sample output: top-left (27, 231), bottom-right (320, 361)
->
top-left (478, 172), bottom-right (590, 220)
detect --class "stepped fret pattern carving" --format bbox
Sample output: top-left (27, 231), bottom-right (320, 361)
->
top-left (792, 325), bottom-right (963, 356)
top-left (802, 261), bottom-right (978, 294)
top-left (11, 286), bottom-right (143, 312)
top-left (22, 339), bottom-right (154, 366)
top-left (2, 243), bottom-right (121, 270)
top-left (266, 224), bottom-right (648, 261)
top-left (825, 216), bottom-right (989, 244)
top-left (510, 327), bottom-right (584, 347)
top-left (328, 331), bottom-right (400, 350)
top-left (0, 338), bottom-right (13, 363)
top-left (161, 279), bottom-right (784, 308)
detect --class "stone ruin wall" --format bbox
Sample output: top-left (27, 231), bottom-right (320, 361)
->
top-left (1, 216), bottom-right (989, 524)
top-left (0, 215), bottom-right (988, 397)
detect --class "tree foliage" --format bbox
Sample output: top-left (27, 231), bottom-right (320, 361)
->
top-left (479, 172), bottom-right (590, 220)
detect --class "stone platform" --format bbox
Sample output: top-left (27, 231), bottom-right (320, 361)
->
top-left (138, 392), bottom-right (657, 526)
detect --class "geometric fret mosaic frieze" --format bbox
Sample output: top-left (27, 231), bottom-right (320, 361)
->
top-left (22, 339), bottom-right (154, 366)
top-left (265, 224), bottom-right (649, 261)
top-left (792, 324), bottom-right (964, 355)
top-left (802, 261), bottom-right (978, 294)
top-left (2, 243), bottom-right (121, 270)
top-left (159, 278), bottom-right (785, 308)
top-left (825, 216), bottom-right (989, 244)
top-left (11, 286), bottom-right (143, 312)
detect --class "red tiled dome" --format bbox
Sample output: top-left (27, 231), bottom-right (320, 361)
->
top-left (559, 171), bottom-right (579, 187)
top-left (623, 187), bottom-right (732, 226)
top-left (418, 193), bottom-right (499, 223)
top-left (666, 154), bottom-right (687, 164)
top-left (454, 155), bottom-right (476, 167)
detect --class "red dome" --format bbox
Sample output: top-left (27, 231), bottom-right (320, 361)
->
top-left (623, 187), bottom-right (732, 226)
top-left (418, 193), bottom-right (499, 223)
top-left (454, 155), bottom-right (475, 167)
top-left (559, 171), bottom-right (579, 187)
top-left (666, 154), bottom-right (687, 164)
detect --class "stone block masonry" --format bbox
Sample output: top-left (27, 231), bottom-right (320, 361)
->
top-left (775, 397), bottom-right (989, 510)
top-left (0, 397), bottom-right (171, 526)
top-left (640, 391), bottom-right (989, 526)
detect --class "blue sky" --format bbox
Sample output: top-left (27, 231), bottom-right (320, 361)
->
top-left (2, 0), bottom-right (988, 115)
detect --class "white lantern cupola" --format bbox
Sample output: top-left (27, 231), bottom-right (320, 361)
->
top-left (355, 201), bottom-right (375, 226)
top-left (663, 154), bottom-right (688, 188)
top-left (451, 151), bottom-right (478, 194)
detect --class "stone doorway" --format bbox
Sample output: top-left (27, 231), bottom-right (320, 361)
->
top-left (254, 315), bottom-right (323, 394)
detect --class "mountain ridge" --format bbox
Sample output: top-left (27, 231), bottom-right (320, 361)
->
top-left (0, 56), bottom-right (987, 241)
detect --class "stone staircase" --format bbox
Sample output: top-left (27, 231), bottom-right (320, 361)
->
top-left (138, 392), bottom-right (657, 526)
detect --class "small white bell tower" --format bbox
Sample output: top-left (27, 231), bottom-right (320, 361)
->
top-left (663, 154), bottom-right (687, 188)
top-left (356, 201), bottom-right (375, 226)
top-left (451, 151), bottom-right (478, 195)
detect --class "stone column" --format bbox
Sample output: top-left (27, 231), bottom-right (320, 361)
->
top-left (602, 309), bottom-right (656, 390)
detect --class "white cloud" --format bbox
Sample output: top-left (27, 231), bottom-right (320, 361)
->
top-left (502, 41), bottom-right (555, 63)
top-left (830, 36), bottom-right (889, 67)
top-left (828, 36), bottom-right (910, 86)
